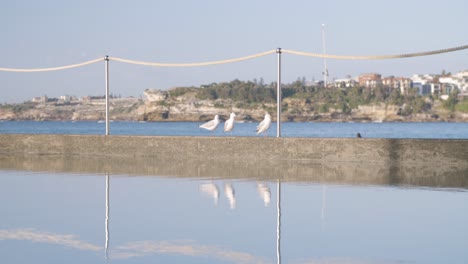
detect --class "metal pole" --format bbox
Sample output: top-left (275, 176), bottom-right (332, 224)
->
top-left (276, 48), bottom-right (282, 138)
top-left (105, 55), bottom-right (110, 135)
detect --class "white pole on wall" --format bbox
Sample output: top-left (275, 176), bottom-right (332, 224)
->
top-left (105, 55), bottom-right (110, 135)
top-left (276, 48), bottom-right (282, 138)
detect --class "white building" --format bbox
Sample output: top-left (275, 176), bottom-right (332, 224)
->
top-left (31, 95), bottom-right (48, 103)
top-left (333, 78), bottom-right (358, 88)
top-left (60, 95), bottom-right (72, 102)
top-left (410, 74), bottom-right (439, 95)
top-left (382, 76), bottom-right (412, 94)
top-left (439, 70), bottom-right (468, 93)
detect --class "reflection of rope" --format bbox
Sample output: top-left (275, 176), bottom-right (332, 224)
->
top-left (1, 44), bottom-right (467, 72)
top-left (109, 50), bottom-right (277, 67)
top-left (283, 44), bottom-right (468, 60)
top-left (0, 58), bottom-right (103, 72)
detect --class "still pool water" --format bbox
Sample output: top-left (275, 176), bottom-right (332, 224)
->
top-left (0, 167), bottom-right (467, 264)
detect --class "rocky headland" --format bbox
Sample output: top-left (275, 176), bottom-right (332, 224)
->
top-left (1, 88), bottom-right (468, 123)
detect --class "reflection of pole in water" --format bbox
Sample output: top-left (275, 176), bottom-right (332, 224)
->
top-left (105, 173), bottom-right (110, 260)
top-left (276, 180), bottom-right (281, 264)
top-left (321, 163), bottom-right (326, 230)
top-left (321, 185), bottom-right (327, 230)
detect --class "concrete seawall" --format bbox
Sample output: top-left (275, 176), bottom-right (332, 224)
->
top-left (1, 134), bottom-right (468, 188)
top-left (1, 134), bottom-right (468, 164)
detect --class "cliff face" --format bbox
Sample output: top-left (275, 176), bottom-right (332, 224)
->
top-left (1, 90), bottom-right (467, 122)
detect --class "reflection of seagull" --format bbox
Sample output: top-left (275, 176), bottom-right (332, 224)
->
top-left (224, 183), bottom-right (236, 209)
top-left (199, 115), bottom-right (220, 132)
top-left (224, 112), bottom-right (236, 134)
top-left (257, 183), bottom-right (271, 206)
top-left (256, 113), bottom-right (271, 136)
top-left (200, 183), bottom-right (219, 205)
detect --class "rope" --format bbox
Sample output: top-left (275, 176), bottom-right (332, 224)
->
top-left (282, 44), bottom-right (468, 60)
top-left (0, 57), bottom-right (103, 72)
top-left (0, 44), bottom-right (466, 72)
top-left (109, 49), bottom-right (276, 67)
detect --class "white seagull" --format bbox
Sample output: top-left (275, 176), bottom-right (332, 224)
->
top-left (224, 112), bottom-right (236, 134)
top-left (199, 115), bottom-right (220, 132)
top-left (256, 113), bottom-right (271, 136)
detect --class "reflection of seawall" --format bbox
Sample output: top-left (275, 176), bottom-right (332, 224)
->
top-left (1, 153), bottom-right (467, 189)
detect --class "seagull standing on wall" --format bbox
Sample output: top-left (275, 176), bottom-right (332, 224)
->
top-left (199, 115), bottom-right (220, 132)
top-left (224, 112), bottom-right (236, 135)
top-left (256, 113), bottom-right (271, 136)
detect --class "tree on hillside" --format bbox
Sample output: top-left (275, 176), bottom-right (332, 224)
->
top-left (443, 89), bottom-right (459, 112)
top-left (193, 78), bottom-right (440, 115)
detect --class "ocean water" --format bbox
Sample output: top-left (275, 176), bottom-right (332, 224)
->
top-left (0, 170), bottom-right (467, 264)
top-left (1, 120), bottom-right (467, 138)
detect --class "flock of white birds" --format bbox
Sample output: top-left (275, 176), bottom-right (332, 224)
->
top-left (199, 112), bottom-right (272, 136)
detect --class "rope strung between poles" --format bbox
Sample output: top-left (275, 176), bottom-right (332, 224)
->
top-left (0, 44), bottom-right (466, 72)
top-left (109, 49), bottom-right (277, 67)
top-left (0, 58), bottom-right (103, 72)
top-left (282, 44), bottom-right (468, 60)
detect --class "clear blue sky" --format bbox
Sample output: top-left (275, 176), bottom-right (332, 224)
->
top-left (1, 0), bottom-right (467, 103)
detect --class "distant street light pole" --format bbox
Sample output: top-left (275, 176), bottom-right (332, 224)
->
top-left (321, 24), bottom-right (328, 87)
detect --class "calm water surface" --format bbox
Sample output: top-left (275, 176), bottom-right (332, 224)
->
top-left (0, 169), bottom-right (467, 264)
top-left (0, 120), bottom-right (467, 138)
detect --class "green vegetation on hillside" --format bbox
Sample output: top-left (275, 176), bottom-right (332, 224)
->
top-left (195, 78), bottom-right (443, 116)
top-left (0, 102), bottom-right (38, 113)
top-left (196, 79), bottom-right (276, 103)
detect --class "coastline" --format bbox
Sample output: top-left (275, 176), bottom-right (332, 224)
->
top-left (1, 97), bottom-right (467, 123)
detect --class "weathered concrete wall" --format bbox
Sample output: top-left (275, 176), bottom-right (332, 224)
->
top-left (0, 134), bottom-right (467, 164)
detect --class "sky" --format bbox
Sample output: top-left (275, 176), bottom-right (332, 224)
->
top-left (1, 0), bottom-right (467, 103)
